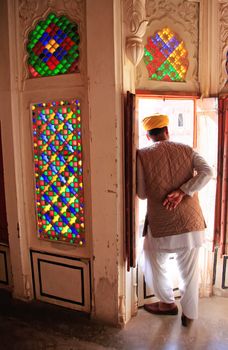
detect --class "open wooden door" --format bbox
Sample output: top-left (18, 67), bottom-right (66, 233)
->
top-left (124, 91), bottom-right (137, 271)
top-left (0, 123), bottom-right (8, 244)
top-left (0, 122), bottom-right (11, 288)
top-left (213, 96), bottom-right (228, 256)
top-left (212, 96), bottom-right (228, 292)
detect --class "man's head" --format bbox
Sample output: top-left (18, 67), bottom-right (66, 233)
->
top-left (142, 114), bottom-right (169, 142)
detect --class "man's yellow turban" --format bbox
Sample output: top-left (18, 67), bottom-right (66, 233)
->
top-left (142, 114), bottom-right (169, 131)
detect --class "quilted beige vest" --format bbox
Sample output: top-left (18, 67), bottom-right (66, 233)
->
top-left (138, 141), bottom-right (206, 237)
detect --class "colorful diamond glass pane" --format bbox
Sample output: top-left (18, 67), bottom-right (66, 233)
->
top-left (32, 100), bottom-right (85, 246)
top-left (144, 27), bottom-right (189, 82)
top-left (27, 13), bottom-right (80, 78)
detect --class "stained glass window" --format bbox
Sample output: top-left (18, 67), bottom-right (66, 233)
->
top-left (144, 27), bottom-right (189, 82)
top-left (32, 100), bottom-right (85, 246)
top-left (27, 13), bottom-right (80, 78)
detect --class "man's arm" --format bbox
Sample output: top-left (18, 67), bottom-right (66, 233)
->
top-left (163, 151), bottom-right (213, 210)
top-left (180, 151), bottom-right (213, 196)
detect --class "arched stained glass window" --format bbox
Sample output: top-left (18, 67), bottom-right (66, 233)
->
top-left (32, 99), bottom-right (85, 245)
top-left (144, 27), bottom-right (189, 82)
top-left (27, 13), bottom-right (80, 78)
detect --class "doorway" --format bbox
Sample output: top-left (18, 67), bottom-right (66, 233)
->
top-left (135, 94), bottom-right (218, 307)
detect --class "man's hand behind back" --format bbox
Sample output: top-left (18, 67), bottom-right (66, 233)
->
top-left (163, 189), bottom-right (186, 210)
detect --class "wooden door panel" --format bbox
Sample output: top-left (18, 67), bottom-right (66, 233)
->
top-left (0, 124), bottom-right (8, 244)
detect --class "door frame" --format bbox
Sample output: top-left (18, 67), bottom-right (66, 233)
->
top-left (134, 91), bottom-right (200, 307)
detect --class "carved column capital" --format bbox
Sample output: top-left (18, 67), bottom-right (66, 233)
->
top-left (123, 0), bottom-right (148, 66)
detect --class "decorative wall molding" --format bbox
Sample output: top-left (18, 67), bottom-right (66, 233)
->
top-left (18, 0), bottom-right (84, 29)
top-left (47, 0), bottom-right (57, 7)
top-left (147, 0), bottom-right (199, 80)
top-left (123, 0), bottom-right (149, 66)
top-left (63, 0), bottom-right (84, 20)
top-left (19, 0), bottom-right (39, 25)
top-left (219, 2), bottom-right (228, 91)
top-left (135, 0), bottom-right (199, 91)
top-left (145, 0), bottom-right (199, 46)
top-left (145, 0), bottom-right (199, 24)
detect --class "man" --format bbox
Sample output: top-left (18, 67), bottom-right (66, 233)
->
top-left (137, 114), bottom-right (213, 327)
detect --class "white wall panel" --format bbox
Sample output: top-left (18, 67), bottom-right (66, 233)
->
top-left (31, 250), bottom-right (91, 312)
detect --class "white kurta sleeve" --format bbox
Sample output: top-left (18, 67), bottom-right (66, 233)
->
top-left (180, 151), bottom-right (213, 197)
top-left (136, 152), bottom-right (147, 199)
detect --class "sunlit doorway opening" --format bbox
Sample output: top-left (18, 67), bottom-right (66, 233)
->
top-left (136, 94), bottom-right (218, 307)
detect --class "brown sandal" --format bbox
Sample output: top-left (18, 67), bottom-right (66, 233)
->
top-left (144, 302), bottom-right (178, 315)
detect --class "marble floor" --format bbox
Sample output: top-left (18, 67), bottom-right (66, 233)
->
top-left (0, 290), bottom-right (227, 350)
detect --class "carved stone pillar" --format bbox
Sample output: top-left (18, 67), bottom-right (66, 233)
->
top-left (123, 0), bottom-right (148, 66)
top-left (198, 0), bottom-right (221, 96)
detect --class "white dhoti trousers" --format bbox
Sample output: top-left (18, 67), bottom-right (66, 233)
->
top-left (142, 243), bottom-right (200, 319)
